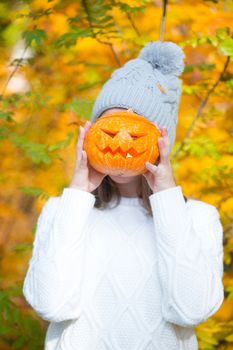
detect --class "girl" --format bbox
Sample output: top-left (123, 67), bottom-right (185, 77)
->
top-left (23, 42), bottom-right (224, 350)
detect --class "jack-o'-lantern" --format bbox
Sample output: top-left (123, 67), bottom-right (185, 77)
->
top-left (83, 111), bottom-right (161, 177)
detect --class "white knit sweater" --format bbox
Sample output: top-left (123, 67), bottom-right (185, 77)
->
top-left (23, 186), bottom-right (224, 350)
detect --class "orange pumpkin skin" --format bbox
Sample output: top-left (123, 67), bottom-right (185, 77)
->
top-left (83, 112), bottom-right (161, 177)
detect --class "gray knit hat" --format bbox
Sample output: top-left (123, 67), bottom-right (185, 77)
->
top-left (91, 40), bottom-right (185, 151)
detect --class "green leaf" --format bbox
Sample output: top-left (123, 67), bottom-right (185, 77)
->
top-left (22, 91), bottom-right (51, 109)
top-left (11, 243), bottom-right (32, 253)
top-left (184, 136), bottom-right (221, 159)
top-left (216, 27), bottom-right (230, 40)
top-left (118, 3), bottom-right (145, 14)
top-left (22, 29), bottom-right (47, 47)
top-left (226, 78), bottom-right (233, 88)
top-left (20, 186), bottom-right (48, 199)
top-left (198, 36), bottom-right (207, 45)
top-left (197, 164), bottom-right (230, 186)
top-left (226, 143), bottom-right (233, 153)
top-left (206, 35), bottom-right (219, 47)
top-left (198, 63), bottom-right (215, 71)
top-left (64, 97), bottom-right (94, 119)
top-left (184, 63), bottom-right (215, 74)
top-left (182, 84), bottom-right (201, 95)
top-left (10, 133), bottom-right (52, 165)
top-left (12, 337), bottom-right (27, 349)
top-left (225, 285), bottom-right (233, 299)
top-left (190, 37), bottom-right (198, 48)
top-left (184, 65), bottom-right (194, 73)
top-left (0, 110), bottom-right (15, 122)
top-left (3, 304), bottom-right (13, 323)
top-left (1, 94), bottom-right (22, 109)
top-left (219, 37), bottom-right (233, 56)
top-left (47, 131), bottom-right (73, 151)
top-left (53, 28), bottom-right (93, 48)
top-left (0, 125), bottom-right (10, 141)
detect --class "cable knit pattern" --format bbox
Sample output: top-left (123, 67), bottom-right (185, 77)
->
top-left (22, 186), bottom-right (224, 350)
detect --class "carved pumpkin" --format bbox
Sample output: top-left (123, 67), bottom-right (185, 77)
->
top-left (83, 111), bottom-right (161, 176)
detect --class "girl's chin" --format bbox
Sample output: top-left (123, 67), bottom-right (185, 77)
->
top-left (108, 174), bottom-right (138, 183)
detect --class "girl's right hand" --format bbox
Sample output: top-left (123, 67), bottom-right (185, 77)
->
top-left (69, 121), bottom-right (107, 193)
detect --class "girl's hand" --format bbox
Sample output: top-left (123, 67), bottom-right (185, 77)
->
top-left (143, 126), bottom-right (177, 193)
top-left (69, 121), bottom-right (107, 193)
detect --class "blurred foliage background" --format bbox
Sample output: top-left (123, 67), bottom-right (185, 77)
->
top-left (0, 0), bottom-right (233, 349)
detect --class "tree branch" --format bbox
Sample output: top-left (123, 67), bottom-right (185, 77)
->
top-left (171, 55), bottom-right (230, 160)
top-left (81, 0), bottom-right (121, 67)
top-left (0, 45), bottom-right (28, 99)
top-left (160, 0), bottom-right (167, 41)
top-left (126, 12), bottom-right (141, 37)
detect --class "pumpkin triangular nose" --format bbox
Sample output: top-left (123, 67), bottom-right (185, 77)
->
top-left (115, 129), bottom-right (132, 140)
top-left (113, 128), bottom-right (132, 152)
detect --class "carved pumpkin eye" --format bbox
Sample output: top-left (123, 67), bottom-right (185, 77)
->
top-left (101, 129), bottom-right (117, 138)
top-left (101, 128), bottom-right (145, 140)
top-left (130, 134), bottom-right (147, 140)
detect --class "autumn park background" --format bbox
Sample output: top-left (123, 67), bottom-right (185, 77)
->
top-left (0, 0), bottom-right (233, 348)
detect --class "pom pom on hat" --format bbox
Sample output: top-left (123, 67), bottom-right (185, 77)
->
top-left (138, 41), bottom-right (185, 76)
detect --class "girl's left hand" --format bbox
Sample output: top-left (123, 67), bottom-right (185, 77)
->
top-left (143, 126), bottom-right (177, 193)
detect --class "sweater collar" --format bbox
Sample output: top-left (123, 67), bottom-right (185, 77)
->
top-left (119, 196), bottom-right (143, 206)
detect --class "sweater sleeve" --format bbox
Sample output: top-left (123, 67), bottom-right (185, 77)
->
top-left (22, 188), bottom-right (96, 323)
top-left (149, 185), bottom-right (224, 328)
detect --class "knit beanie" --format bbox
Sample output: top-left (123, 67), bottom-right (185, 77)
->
top-left (91, 40), bottom-right (185, 152)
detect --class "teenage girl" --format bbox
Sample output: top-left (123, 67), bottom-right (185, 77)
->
top-left (23, 42), bottom-right (224, 350)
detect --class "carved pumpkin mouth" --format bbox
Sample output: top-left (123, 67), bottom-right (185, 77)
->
top-left (95, 144), bottom-right (146, 159)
